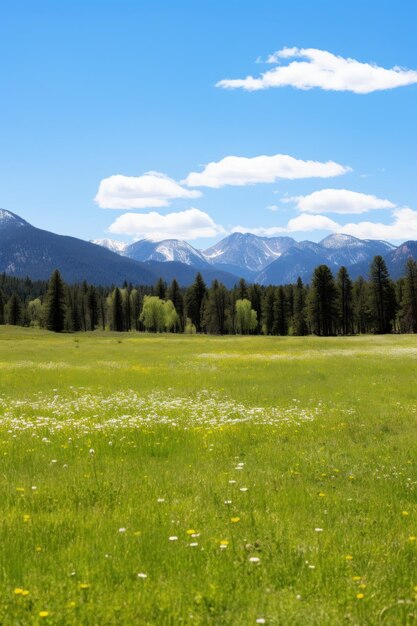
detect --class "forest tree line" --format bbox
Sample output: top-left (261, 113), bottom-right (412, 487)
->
top-left (0, 255), bottom-right (417, 335)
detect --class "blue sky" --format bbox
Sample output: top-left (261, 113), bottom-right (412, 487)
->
top-left (1, 0), bottom-right (417, 248)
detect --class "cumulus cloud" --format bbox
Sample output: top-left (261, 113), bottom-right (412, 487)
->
top-left (232, 214), bottom-right (339, 237)
top-left (95, 172), bottom-right (201, 209)
top-left (233, 208), bottom-right (417, 241)
top-left (217, 47), bottom-right (417, 93)
top-left (108, 208), bottom-right (225, 241)
top-left (286, 188), bottom-right (396, 214)
top-left (184, 154), bottom-right (350, 188)
top-left (342, 208), bottom-right (417, 240)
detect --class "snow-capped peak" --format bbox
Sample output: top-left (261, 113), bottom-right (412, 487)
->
top-left (91, 239), bottom-right (128, 254)
top-left (0, 209), bottom-right (28, 228)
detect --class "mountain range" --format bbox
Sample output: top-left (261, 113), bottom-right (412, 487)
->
top-left (0, 209), bottom-right (416, 287)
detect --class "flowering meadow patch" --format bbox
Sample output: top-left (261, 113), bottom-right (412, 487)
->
top-left (0, 329), bottom-right (416, 624)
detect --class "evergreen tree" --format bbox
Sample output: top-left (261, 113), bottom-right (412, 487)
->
top-left (261, 286), bottom-right (275, 335)
top-left (368, 256), bottom-right (397, 334)
top-left (336, 266), bottom-right (353, 335)
top-left (307, 265), bottom-right (337, 336)
top-left (293, 277), bottom-right (308, 336)
top-left (45, 270), bottom-right (66, 332)
top-left (272, 286), bottom-right (288, 335)
top-left (154, 278), bottom-right (167, 300)
top-left (167, 279), bottom-right (184, 330)
top-left (185, 273), bottom-right (206, 332)
top-left (0, 289), bottom-right (4, 324)
top-left (87, 285), bottom-right (99, 330)
top-left (237, 278), bottom-right (248, 300)
top-left (352, 276), bottom-right (369, 334)
top-left (7, 294), bottom-right (22, 326)
top-left (112, 287), bottom-right (125, 332)
top-left (203, 280), bottom-right (229, 334)
top-left (401, 258), bottom-right (417, 333)
top-left (248, 284), bottom-right (262, 333)
top-left (129, 289), bottom-right (141, 331)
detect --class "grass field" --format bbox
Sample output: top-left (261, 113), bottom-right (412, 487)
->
top-left (0, 327), bottom-right (416, 625)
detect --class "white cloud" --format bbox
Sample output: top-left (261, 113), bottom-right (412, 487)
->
top-left (265, 204), bottom-right (279, 211)
top-left (233, 208), bottom-right (417, 242)
top-left (95, 172), bottom-right (201, 209)
top-left (184, 154), bottom-right (350, 188)
top-left (286, 188), bottom-right (396, 214)
top-left (342, 208), bottom-right (417, 240)
top-left (232, 214), bottom-right (339, 236)
top-left (217, 47), bottom-right (417, 93)
top-left (108, 208), bottom-right (225, 241)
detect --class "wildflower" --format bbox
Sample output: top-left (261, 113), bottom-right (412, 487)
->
top-left (157, 498), bottom-right (165, 503)
top-left (318, 492), bottom-right (326, 497)
top-left (352, 576), bottom-right (361, 581)
top-left (230, 517), bottom-right (240, 523)
top-left (219, 540), bottom-right (229, 549)
top-left (345, 555), bottom-right (353, 560)
top-left (14, 588), bottom-right (24, 595)
top-left (79, 583), bottom-right (90, 590)
top-left (409, 536), bottom-right (416, 541)
top-left (249, 556), bottom-right (260, 563)
top-left (35, 546), bottom-right (42, 552)
top-left (240, 487), bottom-right (248, 492)
top-left (137, 573), bottom-right (147, 579)
top-left (189, 542), bottom-right (198, 547)
top-left (89, 448), bottom-right (95, 455)
top-left (118, 527), bottom-right (126, 533)
top-left (169, 536), bottom-right (178, 541)
top-left (356, 593), bottom-right (364, 599)
top-left (39, 611), bottom-right (49, 617)
top-left (256, 619), bottom-right (266, 624)
top-left (23, 514), bottom-right (30, 523)
top-left (16, 487), bottom-right (25, 493)
top-left (224, 500), bottom-right (232, 505)
top-left (186, 529), bottom-right (196, 535)
top-left (228, 480), bottom-right (236, 484)
top-left (402, 511), bottom-right (410, 516)
top-left (314, 528), bottom-right (323, 532)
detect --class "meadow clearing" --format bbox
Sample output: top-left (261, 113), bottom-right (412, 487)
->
top-left (0, 328), bottom-right (416, 625)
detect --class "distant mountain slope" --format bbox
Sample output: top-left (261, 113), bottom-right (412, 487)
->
top-left (125, 239), bottom-right (209, 267)
top-left (256, 243), bottom-right (338, 285)
top-left (319, 233), bottom-right (395, 267)
top-left (0, 210), bottom-right (156, 285)
top-left (202, 232), bottom-right (296, 272)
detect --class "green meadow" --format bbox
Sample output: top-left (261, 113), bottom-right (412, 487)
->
top-left (0, 327), bottom-right (416, 625)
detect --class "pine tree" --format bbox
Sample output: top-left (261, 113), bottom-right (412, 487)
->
top-left (293, 277), bottom-right (308, 336)
top-left (45, 270), bottom-right (66, 332)
top-left (0, 289), bottom-right (4, 324)
top-left (7, 294), bottom-right (22, 326)
top-left (368, 256), bottom-right (397, 334)
top-left (154, 278), bottom-right (167, 300)
top-left (261, 286), bottom-right (275, 335)
top-left (112, 287), bottom-right (125, 332)
top-left (87, 285), bottom-right (99, 330)
top-left (203, 280), bottom-right (229, 334)
top-left (352, 276), bottom-right (369, 334)
top-left (307, 265), bottom-right (337, 336)
top-left (336, 266), bottom-right (353, 335)
top-left (185, 273), bottom-right (206, 332)
top-left (272, 286), bottom-right (288, 335)
top-left (401, 258), bottom-right (417, 333)
top-left (167, 279), bottom-right (184, 330)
